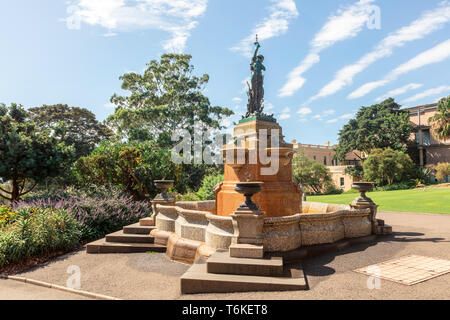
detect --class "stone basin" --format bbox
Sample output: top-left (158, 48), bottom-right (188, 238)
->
top-left (152, 199), bottom-right (373, 264)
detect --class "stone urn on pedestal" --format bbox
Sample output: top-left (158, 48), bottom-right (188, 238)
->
top-left (151, 180), bottom-right (175, 224)
top-left (230, 182), bottom-right (266, 259)
top-left (350, 182), bottom-right (378, 231)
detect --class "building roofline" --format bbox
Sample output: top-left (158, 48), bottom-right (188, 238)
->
top-left (401, 103), bottom-right (438, 111)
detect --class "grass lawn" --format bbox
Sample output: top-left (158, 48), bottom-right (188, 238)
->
top-left (308, 187), bottom-right (450, 214)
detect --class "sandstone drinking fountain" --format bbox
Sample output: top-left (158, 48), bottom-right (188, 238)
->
top-left (147, 39), bottom-right (393, 294)
top-left (85, 37), bottom-right (393, 294)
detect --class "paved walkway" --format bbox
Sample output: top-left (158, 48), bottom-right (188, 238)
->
top-left (4, 211), bottom-right (450, 300)
top-left (0, 279), bottom-right (92, 300)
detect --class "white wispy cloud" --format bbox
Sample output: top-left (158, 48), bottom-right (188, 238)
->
top-left (402, 85), bottom-right (450, 103)
top-left (297, 107), bottom-right (312, 116)
top-left (279, 107), bottom-right (291, 120)
top-left (231, 0), bottom-right (298, 58)
top-left (375, 83), bottom-right (423, 102)
top-left (310, 3), bottom-right (450, 102)
top-left (349, 39), bottom-right (450, 99)
top-left (241, 77), bottom-right (251, 93)
top-left (322, 109), bottom-right (335, 116)
top-left (278, 0), bottom-right (377, 97)
top-left (339, 113), bottom-right (355, 120)
top-left (232, 97), bottom-right (242, 103)
top-left (312, 114), bottom-right (323, 121)
top-left (64, 0), bottom-right (208, 52)
top-left (265, 101), bottom-right (275, 111)
top-left (326, 119), bottom-right (338, 124)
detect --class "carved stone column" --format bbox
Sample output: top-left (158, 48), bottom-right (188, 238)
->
top-left (230, 182), bottom-right (266, 258)
top-left (349, 182), bottom-right (379, 233)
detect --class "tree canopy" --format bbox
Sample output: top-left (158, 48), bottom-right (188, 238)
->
top-left (335, 98), bottom-right (412, 161)
top-left (0, 104), bottom-right (74, 201)
top-left (107, 54), bottom-right (233, 144)
top-left (28, 104), bottom-right (113, 159)
top-left (363, 148), bottom-right (414, 186)
top-left (292, 151), bottom-right (334, 194)
top-left (430, 96), bottom-right (450, 141)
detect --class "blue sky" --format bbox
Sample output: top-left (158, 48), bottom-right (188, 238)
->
top-left (0, 0), bottom-right (449, 145)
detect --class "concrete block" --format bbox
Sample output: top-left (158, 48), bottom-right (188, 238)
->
top-left (229, 244), bottom-right (264, 259)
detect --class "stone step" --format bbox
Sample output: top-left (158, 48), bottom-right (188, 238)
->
top-left (207, 250), bottom-right (284, 276)
top-left (105, 230), bottom-right (155, 243)
top-left (181, 258), bottom-right (307, 294)
top-left (86, 238), bottom-right (166, 254)
top-left (123, 223), bottom-right (155, 234)
top-left (139, 217), bottom-right (154, 226)
top-left (375, 224), bottom-right (392, 235)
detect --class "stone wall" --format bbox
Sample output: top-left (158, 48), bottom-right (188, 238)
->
top-left (155, 201), bottom-right (372, 254)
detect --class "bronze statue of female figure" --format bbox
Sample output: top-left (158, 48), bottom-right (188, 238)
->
top-left (246, 36), bottom-right (265, 117)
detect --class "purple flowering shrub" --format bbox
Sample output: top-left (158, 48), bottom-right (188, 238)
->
top-left (13, 187), bottom-right (151, 241)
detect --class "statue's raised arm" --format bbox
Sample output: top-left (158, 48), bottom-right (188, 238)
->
top-left (252, 40), bottom-right (261, 61)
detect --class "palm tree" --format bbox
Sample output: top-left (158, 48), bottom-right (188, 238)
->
top-left (430, 96), bottom-right (450, 141)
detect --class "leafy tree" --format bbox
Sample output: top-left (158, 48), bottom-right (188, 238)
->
top-left (73, 140), bottom-right (177, 200)
top-left (363, 148), bottom-right (414, 186)
top-left (335, 98), bottom-right (412, 161)
top-left (196, 173), bottom-right (224, 200)
top-left (28, 104), bottom-right (114, 159)
top-left (0, 104), bottom-right (75, 202)
top-left (292, 151), bottom-right (333, 194)
top-left (429, 96), bottom-right (450, 141)
top-left (344, 164), bottom-right (364, 179)
top-left (435, 162), bottom-right (450, 182)
top-left (107, 54), bottom-right (233, 145)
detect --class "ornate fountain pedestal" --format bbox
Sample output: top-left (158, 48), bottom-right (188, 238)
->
top-left (230, 182), bottom-right (265, 258)
top-left (215, 118), bottom-right (302, 218)
top-left (350, 182), bottom-right (392, 235)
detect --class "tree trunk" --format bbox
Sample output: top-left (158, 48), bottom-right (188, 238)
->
top-left (11, 177), bottom-right (20, 202)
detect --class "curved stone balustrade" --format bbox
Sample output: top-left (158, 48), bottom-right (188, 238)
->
top-left (176, 200), bottom-right (216, 213)
top-left (175, 207), bottom-right (209, 242)
top-left (302, 201), bottom-right (350, 214)
top-left (155, 205), bottom-right (178, 232)
top-left (263, 214), bottom-right (302, 252)
top-left (299, 209), bottom-right (371, 246)
top-left (155, 201), bottom-right (373, 254)
top-left (205, 213), bottom-right (234, 249)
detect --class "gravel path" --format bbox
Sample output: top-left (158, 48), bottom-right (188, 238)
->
top-left (6, 211), bottom-right (450, 300)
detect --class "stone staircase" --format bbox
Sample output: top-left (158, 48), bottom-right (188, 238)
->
top-left (86, 217), bottom-right (167, 254)
top-left (180, 250), bottom-right (308, 294)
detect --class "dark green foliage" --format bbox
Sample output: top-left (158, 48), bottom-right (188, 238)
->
top-left (363, 148), bottom-right (415, 186)
top-left (344, 164), bottom-right (364, 179)
top-left (73, 140), bottom-right (175, 200)
top-left (373, 181), bottom-right (416, 191)
top-left (28, 104), bottom-right (114, 160)
top-left (0, 104), bottom-right (75, 202)
top-left (335, 98), bottom-right (413, 161)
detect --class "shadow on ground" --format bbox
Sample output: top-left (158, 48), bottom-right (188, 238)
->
top-left (303, 231), bottom-right (448, 282)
